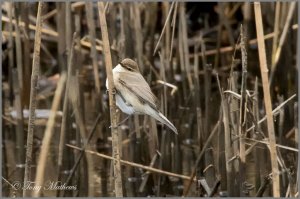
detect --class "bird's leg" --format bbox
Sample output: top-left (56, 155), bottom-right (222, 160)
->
top-left (109, 114), bottom-right (131, 129)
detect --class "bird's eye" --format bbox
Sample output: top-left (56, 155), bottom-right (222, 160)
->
top-left (120, 62), bottom-right (134, 71)
top-left (126, 66), bottom-right (134, 71)
top-left (124, 64), bottom-right (134, 71)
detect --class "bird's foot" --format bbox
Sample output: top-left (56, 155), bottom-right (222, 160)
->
top-left (106, 88), bottom-right (116, 95)
top-left (109, 115), bottom-right (131, 129)
top-left (111, 88), bottom-right (117, 95)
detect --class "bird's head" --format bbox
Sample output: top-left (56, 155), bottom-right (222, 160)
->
top-left (119, 58), bottom-right (140, 72)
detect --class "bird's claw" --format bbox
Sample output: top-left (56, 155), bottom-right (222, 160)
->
top-left (106, 88), bottom-right (116, 95)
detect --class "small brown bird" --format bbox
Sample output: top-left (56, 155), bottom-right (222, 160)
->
top-left (106, 58), bottom-right (178, 134)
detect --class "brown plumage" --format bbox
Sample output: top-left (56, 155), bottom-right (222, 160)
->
top-left (106, 58), bottom-right (178, 134)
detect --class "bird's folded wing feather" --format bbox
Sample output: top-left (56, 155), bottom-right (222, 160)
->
top-left (118, 71), bottom-right (158, 109)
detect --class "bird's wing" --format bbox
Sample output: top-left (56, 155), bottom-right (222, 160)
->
top-left (118, 71), bottom-right (158, 110)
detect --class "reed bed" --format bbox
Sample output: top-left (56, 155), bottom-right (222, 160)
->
top-left (1, 2), bottom-right (298, 197)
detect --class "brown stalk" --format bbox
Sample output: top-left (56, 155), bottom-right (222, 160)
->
top-left (33, 73), bottom-right (66, 197)
top-left (254, 2), bottom-right (280, 197)
top-left (14, 9), bottom-right (24, 99)
top-left (169, 2), bottom-right (178, 61)
top-left (228, 72), bottom-right (239, 196)
top-left (56, 2), bottom-right (66, 72)
top-left (178, 22), bottom-right (188, 99)
top-left (7, 2), bottom-right (14, 108)
top-left (179, 3), bottom-right (194, 91)
top-left (69, 75), bottom-right (95, 196)
top-left (23, 2), bottom-right (43, 197)
top-left (189, 25), bottom-right (298, 58)
top-left (62, 113), bottom-right (101, 196)
top-left (133, 3), bottom-right (144, 72)
top-left (294, 103), bottom-right (298, 147)
top-left (138, 154), bottom-right (158, 193)
top-left (238, 25), bottom-right (247, 196)
top-left (56, 3), bottom-right (70, 197)
top-left (67, 144), bottom-right (196, 182)
top-left (65, 2), bottom-right (72, 51)
top-left (270, 1), bottom-right (296, 85)
top-left (42, 2), bottom-right (85, 20)
top-left (85, 2), bottom-right (101, 98)
top-left (193, 38), bottom-right (203, 148)
top-left (217, 74), bottom-right (234, 196)
top-left (12, 3), bottom-right (25, 184)
top-left (271, 2), bottom-right (281, 69)
top-left (163, 2), bottom-right (171, 75)
top-left (97, 2), bottom-right (123, 197)
top-left (2, 15), bottom-right (58, 37)
top-left (246, 94), bottom-right (296, 133)
top-left (183, 121), bottom-right (220, 196)
top-left (153, 1), bottom-right (175, 55)
top-left (253, 77), bottom-right (262, 192)
top-left (12, 69), bottom-right (25, 189)
top-left (20, 3), bottom-right (31, 108)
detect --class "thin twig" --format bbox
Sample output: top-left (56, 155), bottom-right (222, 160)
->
top-left (153, 1), bottom-right (175, 55)
top-left (169, 2), bottom-right (178, 61)
top-left (67, 144), bottom-right (196, 182)
top-left (246, 94), bottom-right (296, 133)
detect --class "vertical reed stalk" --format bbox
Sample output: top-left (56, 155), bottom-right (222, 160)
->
top-left (217, 75), bottom-right (234, 196)
top-left (254, 2), bottom-right (280, 197)
top-left (179, 3), bottom-right (194, 91)
top-left (21, 2), bottom-right (31, 108)
top-left (12, 69), bottom-right (25, 189)
top-left (97, 2), bottom-right (123, 197)
top-left (12, 3), bottom-right (25, 183)
top-left (56, 3), bottom-right (71, 197)
top-left (133, 3), bottom-right (144, 72)
top-left (270, 1), bottom-right (296, 85)
top-left (253, 77), bottom-right (261, 192)
top-left (7, 2), bottom-right (14, 106)
top-left (271, 2), bottom-right (281, 69)
top-left (23, 2), bottom-right (43, 197)
top-left (56, 2), bottom-right (66, 71)
top-left (85, 2), bottom-right (102, 99)
top-left (238, 25), bottom-right (247, 196)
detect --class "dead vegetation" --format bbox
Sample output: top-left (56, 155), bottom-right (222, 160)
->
top-left (1, 2), bottom-right (298, 197)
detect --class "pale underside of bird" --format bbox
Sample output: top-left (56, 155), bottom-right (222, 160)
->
top-left (106, 59), bottom-right (178, 134)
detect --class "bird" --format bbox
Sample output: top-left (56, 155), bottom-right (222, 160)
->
top-left (106, 58), bottom-right (178, 134)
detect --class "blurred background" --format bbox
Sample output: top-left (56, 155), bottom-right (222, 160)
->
top-left (1, 1), bottom-right (298, 197)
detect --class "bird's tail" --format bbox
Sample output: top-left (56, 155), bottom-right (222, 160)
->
top-left (149, 110), bottom-right (178, 134)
